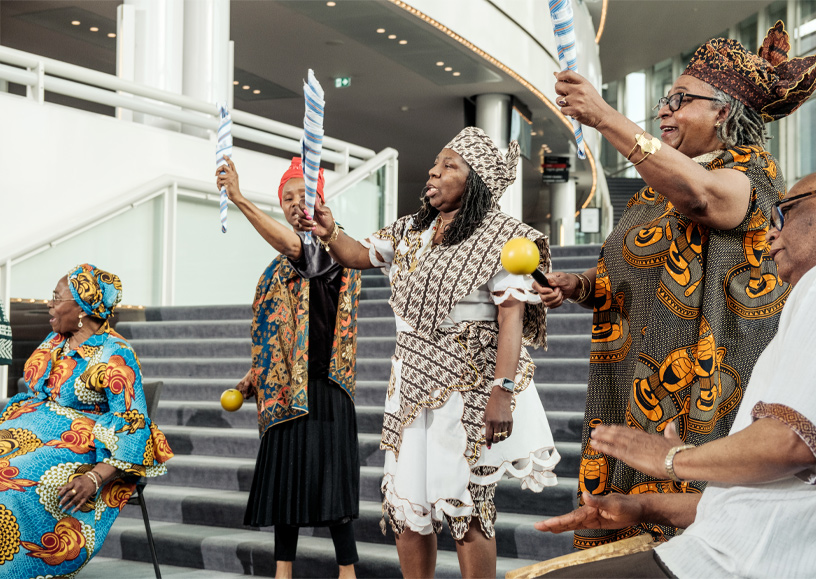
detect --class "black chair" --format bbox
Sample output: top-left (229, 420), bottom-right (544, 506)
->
top-left (127, 380), bottom-right (164, 579)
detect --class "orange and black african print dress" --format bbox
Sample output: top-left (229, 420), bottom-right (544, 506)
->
top-left (575, 146), bottom-right (789, 548)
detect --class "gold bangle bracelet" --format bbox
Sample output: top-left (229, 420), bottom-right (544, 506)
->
top-left (318, 222), bottom-right (340, 250)
top-left (626, 130), bottom-right (647, 161)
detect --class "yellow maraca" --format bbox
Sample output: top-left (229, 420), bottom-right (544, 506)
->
top-left (220, 388), bottom-right (244, 412)
top-left (500, 238), bottom-right (550, 287)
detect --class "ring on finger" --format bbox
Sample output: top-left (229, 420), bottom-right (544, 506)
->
top-left (71, 489), bottom-right (77, 495)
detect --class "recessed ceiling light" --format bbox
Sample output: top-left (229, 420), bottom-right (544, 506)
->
top-left (400, 106), bottom-right (409, 112)
top-left (242, 85), bottom-right (250, 90)
top-left (436, 61), bottom-right (444, 66)
top-left (89, 26), bottom-right (99, 32)
top-left (71, 20), bottom-right (80, 26)
top-left (233, 80), bottom-right (239, 85)
top-left (326, 1), bottom-right (336, 6)
top-left (107, 32), bottom-right (116, 38)
top-left (452, 71), bottom-right (461, 76)
top-left (388, 34), bottom-right (397, 39)
top-left (399, 40), bottom-right (407, 45)
top-left (253, 89), bottom-right (261, 94)
top-left (444, 67), bottom-right (452, 72)
top-left (376, 28), bottom-right (385, 33)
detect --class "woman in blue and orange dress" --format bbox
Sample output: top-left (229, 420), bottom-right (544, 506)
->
top-left (0, 264), bottom-right (173, 578)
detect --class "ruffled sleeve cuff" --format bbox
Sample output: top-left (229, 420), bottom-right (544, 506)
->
top-left (361, 235), bottom-right (394, 273)
top-left (488, 270), bottom-right (541, 305)
top-left (752, 401), bottom-right (816, 484)
top-left (93, 417), bottom-right (174, 479)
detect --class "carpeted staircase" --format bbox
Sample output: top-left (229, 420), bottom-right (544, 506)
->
top-left (91, 244), bottom-right (601, 578)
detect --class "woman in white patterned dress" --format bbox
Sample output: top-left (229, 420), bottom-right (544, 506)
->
top-left (304, 127), bottom-right (560, 578)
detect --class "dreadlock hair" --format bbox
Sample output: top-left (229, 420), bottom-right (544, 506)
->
top-left (411, 168), bottom-right (495, 246)
top-left (710, 87), bottom-right (768, 148)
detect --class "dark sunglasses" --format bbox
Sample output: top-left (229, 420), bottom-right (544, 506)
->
top-left (653, 92), bottom-right (722, 112)
top-left (771, 191), bottom-right (816, 231)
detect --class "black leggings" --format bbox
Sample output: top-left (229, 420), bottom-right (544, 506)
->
top-left (274, 520), bottom-right (359, 566)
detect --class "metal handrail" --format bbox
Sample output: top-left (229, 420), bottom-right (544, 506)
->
top-left (0, 45), bottom-right (376, 168)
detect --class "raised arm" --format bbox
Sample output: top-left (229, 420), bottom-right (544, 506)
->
top-left (305, 196), bottom-right (375, 270)
top-left (556, 70), bottom-right (750, 230)
top-left (216, 157), bottom-right (302, 259)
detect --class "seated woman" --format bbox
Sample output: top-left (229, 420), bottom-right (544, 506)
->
top-left (0, 264), bottom-right (173, 578)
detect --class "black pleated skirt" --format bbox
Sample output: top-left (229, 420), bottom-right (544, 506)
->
top-left (244, 377), bottom-right (360, 527)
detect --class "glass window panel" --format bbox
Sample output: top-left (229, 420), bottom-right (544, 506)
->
top-left (798, 98), bottom-right (816, 179)
top-left (799, 0), bottom-right (816, 55)
top-left (739, 14), bottom-right (758, 50)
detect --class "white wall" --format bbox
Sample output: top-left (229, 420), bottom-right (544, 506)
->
top-left (407, 0), bottom-right (603, 154)
top-left (0, 91), bottom-right (301, 256)
top-left (0, 91), bottom-right (368, 306)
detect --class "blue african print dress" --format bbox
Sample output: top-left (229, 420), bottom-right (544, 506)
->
top-left (0, 327), bottom-right (173, 578)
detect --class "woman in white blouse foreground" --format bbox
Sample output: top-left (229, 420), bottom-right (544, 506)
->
top-left (302, 127), bottom-right (560, 579)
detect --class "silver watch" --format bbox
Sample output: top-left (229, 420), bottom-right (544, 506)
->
top-left (493, 377), bottom-right (515, 393)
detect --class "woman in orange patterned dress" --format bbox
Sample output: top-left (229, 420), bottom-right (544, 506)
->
top-left (536, 22), bottom-right (816, 550)
top-left (0, 264), bottom-right (173, 578)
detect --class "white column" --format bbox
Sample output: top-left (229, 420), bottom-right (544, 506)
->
top-left (125, 0), bottom-right (184, 130)
top-left (550, 180), bottom-right (576, 246)
top-left (182, 0), bottom-right (230, 136)
top-left (475, 94), bottom-right (522, 220)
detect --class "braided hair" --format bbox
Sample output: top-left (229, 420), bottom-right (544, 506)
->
top-left (711, 87), bottom-right (768, 148)
top-left (411, 169), bottom-right (494, 246)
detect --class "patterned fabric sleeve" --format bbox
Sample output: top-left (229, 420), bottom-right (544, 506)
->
top-left (361, 215), bottom-right (414, 273)
top-left (93, 343), bottom-right (173, 475)
top-left (751, 402), bottom-right (816, 484)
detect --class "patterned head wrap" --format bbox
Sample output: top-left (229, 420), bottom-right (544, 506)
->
top-left (67, 264), bottom-right (122, 320)
top-left (444, 127), bottom-right (521, 201)
top-left (683, 21), bottom-right (816, 122)
top-left (278, 157), bottom-right (325, 204)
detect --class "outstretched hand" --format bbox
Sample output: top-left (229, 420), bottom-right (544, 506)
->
top-left (534, 272), bottom-right (580, 308)
top-left (534, 492), bottom-right (645, 534)
top-left (590, 422), bottom-right (684, 480)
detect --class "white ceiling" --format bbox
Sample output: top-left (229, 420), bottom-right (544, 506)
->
top-left (1, 0), bottom-right (778, 216)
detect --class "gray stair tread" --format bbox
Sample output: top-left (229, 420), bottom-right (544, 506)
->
top-left (83, 556), bottom-right (248, 578)
top-left (103, 518), bottom-right (539, 578)
top-left (119, 486), bottom-right (574, 560)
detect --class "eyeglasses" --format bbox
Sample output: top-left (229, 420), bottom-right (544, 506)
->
top-left (49, 292), bottom-right (74, 303)
top-left (771, 191), bottom-right (816, 231)
top-left (653, 92), bottom-right (723, 112)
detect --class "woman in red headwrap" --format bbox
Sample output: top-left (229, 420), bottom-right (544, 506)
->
top-left (216, 158), bottom-right (361, 579)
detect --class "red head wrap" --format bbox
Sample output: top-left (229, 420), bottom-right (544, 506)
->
top-left (278, 157), bottom-right (325, 204)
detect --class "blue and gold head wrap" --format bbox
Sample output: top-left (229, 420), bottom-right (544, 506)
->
top-left (67, 264), bottom-right (123, 320)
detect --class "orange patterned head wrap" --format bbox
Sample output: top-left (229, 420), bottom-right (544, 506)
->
top-left (278, 157), bottom-right (325, 204)
top-left (683, 20), bottom-right (816, 122)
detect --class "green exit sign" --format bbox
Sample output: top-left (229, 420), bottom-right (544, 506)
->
top-left (334, 77), bottom-right (351, 88)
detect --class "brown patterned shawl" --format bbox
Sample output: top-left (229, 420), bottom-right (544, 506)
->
top-left (374, 210), bottom-right (550, 464)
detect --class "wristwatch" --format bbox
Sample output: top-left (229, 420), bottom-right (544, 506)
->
top-left (492, 377), bottom-right (516, 393)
